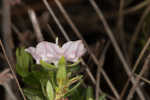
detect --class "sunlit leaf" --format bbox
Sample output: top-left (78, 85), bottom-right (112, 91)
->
top-left (40, 60), bottom-right (57, 70)
top-left (67, 75), bottom-right (83, 86)
top-left (16, 48), bottom-right (33, 77)
top-left (56, 56), bottom-right (67, 86)
top-left (67, 59), bottom-right (80, 67)
top-left (46, 81), bottom-right (54, 100)
top-left (23, 88), bottom-right (43, 97)
top-left (86, 86), bottom-right (94, 100)
top-left (64, 79), bottom-right (83, 97)
top-left (99, 93), bottom-right (106, 100)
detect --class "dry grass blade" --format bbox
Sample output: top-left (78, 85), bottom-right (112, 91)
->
top-left (121, 15), bottom-right (150, 99)
top-left (2, 0), bottom-right (14, 65)
top-left (124, 0), bottom-right (150, 14)
top-left (82, 58), bottom-right (117, 100)
top-left (126, 55), bottom-right (150, 100)
top-left (89, 0), bottom-right (145, 99)
top-left (43, 0), bottom-right (70, 41)
top-left (134, 73), bottom-right (150, 85)
top-left (0, 40), bottom-right (27, 100)
top-left (117, 0), bottom-right (129, 64)
top-left (96, 42), bottom-right (110, 100)
top-left (132, 37), bottom-right (150, 77)
top-left (4, 82), bottom-right (18, 100)
top-left (28, 9), bottom-right (44, 42)
top-left (0, 68), bottom-right (17, 100)
top-left (47, 24), bottom-right (57, 40)
top-left (129, 7), bottom-right (150, 62)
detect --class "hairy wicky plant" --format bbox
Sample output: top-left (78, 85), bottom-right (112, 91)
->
top-left (16, 39), bottom-right (106, 100)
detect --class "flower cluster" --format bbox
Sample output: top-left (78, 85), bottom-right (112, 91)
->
top-left (25, 40), bottom-right (86, 65)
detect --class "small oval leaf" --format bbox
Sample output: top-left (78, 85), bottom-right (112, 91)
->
top-left (46, 81), bottom-right (54, 100)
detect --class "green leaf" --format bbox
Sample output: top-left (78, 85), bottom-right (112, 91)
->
top-left (40, 80), bottom-right (48, 97)
top-left (23, 88), bottom-right (43, 97)
top-left (46, 81), bottom-right (54, 100)
top-left (56, 56), bottom-right (67, 86)
top-left (23, 73), bottom-right (40, 88)
top-left (40, 60), bottom-right (57, 70)
top-left (67, 75), bottom-right (83, 86)
top-left (16, 48), bottom-right (33, 77)
top-left (67, 59), bottom-right (80, 67)
top-left (68, 65), bottom-right (80, 73)
top-left (69, 86), bottom-right (85, 100)
top-left (99, 93), bottom-right (106, 100)
top-left (49, 71), bottom-right (57, 89)
top-left (64, 79), bottom-right (83, 97)
top-left (31, 65), bottom-right (52, 81)
top-left (86, 86), bottom-right (94, 100)
top-left (25, 95), bottom-right (43, 100)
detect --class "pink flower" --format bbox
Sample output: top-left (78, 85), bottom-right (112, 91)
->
top-left (25, 40), bottom-right (86, 65)
top-left (62, 40), bottom-right (86, 62)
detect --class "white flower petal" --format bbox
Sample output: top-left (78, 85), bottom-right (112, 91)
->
top-left (25, 40), bottom-right (86, 65)
top-left (25, 47), bottom-right (41, 64)
top-left (76, 41), bottom-right (86, 57)
top-left (62, 40), bottom-right (86, 62)
top-left (36, 41), bottom-right (62, 63)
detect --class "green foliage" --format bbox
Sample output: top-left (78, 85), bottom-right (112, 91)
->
top-left (15, 48), bottom-right (105, 100)
top-left (16, 48), bottom-right (84, 100)
top-left (68, 86), bottom-right (106, 100)
top-left (99, 94), bottom-right (106, 100)
top-left (22, 73), bottom-right (40, 88)
top-left (69, 86), bottom-right (85, 100)
top-left (46, 81), bottom-right (54, 100)
top-left (67, 59), bottom-right (80, 67)
top-left (86, 86), bottom-right (94, 100)
top-left (23, 88), bottom-right (44, 98)
top-left (40, 60), bottom-right (57, 70)
top-left (56, 56), bottom-right (67, 86)
top-left (25, 95), bottom-right (43, 100)
top-left (16, 48), bottom-right (33, 77)
top-left (64, 77), bottom-right (83, 97)
top-left (31, 65), bottom-right (51, 81)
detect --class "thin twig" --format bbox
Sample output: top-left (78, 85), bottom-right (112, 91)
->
top-left (117, 0), bottom-right (130, 65)
top-left (0, 40), bottom-right (27, 100)
top-left (120, 30), bottom-right (150, 99)
top-left (117, 0), bottom-right (124, 35)
top-left (134, 73), bottom-right (150, 85)
top-left (126, 55), bottom-right (150, 100)
top-left (82, 63), bottom-right (118, 100)
top-left (2, 0), bottom-right (14, 65)
top-left (87, 41), bottom-right (102, 67)
top-left (132, 37), bottom-right (150, 79)
top-left (43, 0), bottom-right (70, 41)
top-left (89, 0), bottom-right (145, 99)
top-left (0, 68), bottom-right (17, 100)
top-left (124, 0), bottom-right (150, 14)
top-left (96, 42), bottom-right (110, 100)
top-left (4, 81), bottom-right (18, 100)
top-left (28, 9), bottom-right (44, 42)
top-left (101, 0), bottom-right (150, 19)
top-left (129, 6), bottom-right (150, 62)
top-left (47, 24), bottom-right (57, 40)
